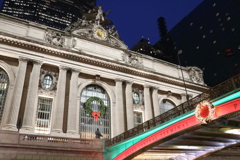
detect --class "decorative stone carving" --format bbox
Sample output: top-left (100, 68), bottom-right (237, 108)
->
top-left (132, 88), bottom-right (144, 111)
top-left (38, 69), bottom-right (58, 95)
top-left (187, 66), bottom-right (204, 84)
top-left (65, 6), bottom-right (127, 49)
top-left (122, 52), bottom-right (143, 68)
top-left (45, 30), bottom-right (65, 47)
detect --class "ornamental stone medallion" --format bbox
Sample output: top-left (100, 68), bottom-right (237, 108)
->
top-left (38, 69), bottom-right (58, 95)
top-left (45, 30), bottom-right (65, 47)
top-left (187, 66), bottom-right (204, 84)
top-left (122, 51), bottom-right (143, 68)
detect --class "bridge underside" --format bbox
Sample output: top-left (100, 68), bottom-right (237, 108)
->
top-left (132, 114), bottom-right (240, 160)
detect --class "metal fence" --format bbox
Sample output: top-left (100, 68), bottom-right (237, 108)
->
top-left (105, 74), bottom-right (240, 148)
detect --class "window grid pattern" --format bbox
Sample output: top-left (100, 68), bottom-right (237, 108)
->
top-left (134, 111), bottom-right (143, 127)
top-left (0, 68), bottom-right (9, 122)
top-left (35, 97), bottom-right (53, 134)
top-left (160, 99), bottom-right (176, 114)
top-left (79, 85), bottom-right (111, 139)
top-left (133, 92), bottom-right (140, 104)
top-left (43, 75), bottom-right (53, 89)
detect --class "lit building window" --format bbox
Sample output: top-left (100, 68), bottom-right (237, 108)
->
top-left (222, 28), bottom-right (225, 31)
top-left (196, 46), bottom-right (199, 49)
top-left (216, 13), bottom-right (219, 16)
top-left (79, 85), bottom-right (111, 139)
top-left (226, 13), bottom-right (229, 16)
top-left (200, 26), bottom-right (203, 29)
top-left (213, 3), bottom-right (216, 7)
top-left (35, 97), bottom-right (53, 134)
top-left (133, 92), bottom-right (140, 104)
top-left (210, 30), bottom-right (213, 33)
top-left (213, 40), bottom-right (217, 44)
top-left (43, 75), bottom-right (53, 89)
top-left (134, 111), bottom-right (142, 127)
top-left (0, 68), bottom-right (9, 123)
top-left (227, 17), bottom-right (231, 21)
top-left (218, 18), bottom-right (221, 21)
top-left (220, 23), bottom-right (223, 26)
top-left (217, 52), bottom-right (220, 54)
top-left (190, 23), bottom-right (193, 26)
top-left (232, 28), bottom-right (235, 31)
top-left (160, 99), bottom-right (176, 114)
top-left (203, 35), bottom-right (206, 39)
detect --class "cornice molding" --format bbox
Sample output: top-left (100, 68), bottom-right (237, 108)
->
top-left (0, 35), bottom-right (208, 92)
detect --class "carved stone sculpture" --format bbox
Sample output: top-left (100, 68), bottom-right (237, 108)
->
top-left (45, 30), bottom-right (65, 47)
top-left (187, 66), bottom-right (204, 83)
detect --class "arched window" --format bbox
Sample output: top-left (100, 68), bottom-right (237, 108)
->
top-left (79, 85), bottom-right (111, 139)
top-left (133, 92), bottom-right (140, 104)
top-left (0, 68), bottom-right (9, 122)
top-left (160, 99), bottom-right (176, 114)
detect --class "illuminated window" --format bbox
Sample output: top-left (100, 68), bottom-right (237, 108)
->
top-left (213, 3), bottom-right (216, 7)
top-left (35, 97), bottom-right (53, 134)
top-left (160, 99), bottom-right (176, 114)
top-left (234, 64), bottom-right (238, 66)
top-left (190, 23), bottom-right (193, 26)
top-left (227, 17), bottom-right (231, 21)
top-left (0, 68), bottom-right (9, 123)
top-left (133, 92), bottom-right (140, 104)
top-left (232, 28), bottom-right (235, 31)
top-left (196, 46), bottom-right (199, 49)
top-left (203, 35), bottom-right (206, 39)
top-left (222, 28), bottom-right (225, 31)
top-left (213, 41), bottom-right (216, 44)
top-left (134, 111), bottom-right (142, 127)
top-left (200, 26), bottom-right (203, 29)
top-left (220, 23), bottom-right (223, 26)
top-left (43, 75), bottom-right (53, 89)
top-left (218, 18), bottom-right (221, 21)
top-left (79, 85), bottom-right (111, 139)
top-left (217, 52), bottom-right (220, 54)
top-left (210, 30), bottom-right (213, 33)
top-left (216, 13), bottom-right (219, 16)
top-left (226, 13), bottom-right (229, 16)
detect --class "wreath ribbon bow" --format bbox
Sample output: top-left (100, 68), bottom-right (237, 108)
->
top-left (92, 111), bottom-right (101, 121)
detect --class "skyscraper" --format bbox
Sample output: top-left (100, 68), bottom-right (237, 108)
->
top-left (168, 0), bottom-right (240, 86)
top-left (0, 0), bottom-right (96, 30)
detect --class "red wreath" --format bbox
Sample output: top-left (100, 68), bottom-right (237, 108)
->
top-left (92, 111), bottom-right (101, 121)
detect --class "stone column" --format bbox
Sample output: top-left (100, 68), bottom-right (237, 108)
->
top-left (67, 69), bottom-right (80, 136)
top-left (2, 58), bottom-right (28, 131)
top-left (152, 87), bottom-right (160, 117)
top-left (20, 60), bottom-right (43, 133)
top-left (52, 66), bottom-right (67, 134)
top-left (144, 85), bottom-right (153, 121)
top-left (125, 81), bottom-right (134, 130)
top-left (114, 79), bottom-right (124, 136)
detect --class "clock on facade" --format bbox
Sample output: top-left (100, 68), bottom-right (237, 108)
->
top-left (92, 27), bottom-right (107, 40)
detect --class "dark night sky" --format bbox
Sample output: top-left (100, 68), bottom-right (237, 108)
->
top-left (97, 0), bottom-right (203, 48)
top-left (0, 0), bottom-right (204, 48)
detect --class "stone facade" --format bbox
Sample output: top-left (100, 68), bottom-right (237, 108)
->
top-left (0, 12), bottom-right (208, 159)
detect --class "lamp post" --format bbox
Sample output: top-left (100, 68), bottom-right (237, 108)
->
top-left (177, 50), bottom-right (190, 105)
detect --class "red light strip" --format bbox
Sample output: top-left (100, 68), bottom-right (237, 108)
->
top-left (114, 98), bottom-right (240, 160)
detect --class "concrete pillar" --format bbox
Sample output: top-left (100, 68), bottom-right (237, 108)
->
top-left (52, 66), bottom-right (67, 135)
top-left (21, 60), bottom-right (43, 133)
top-left (114, 79), bottom-right (124, 136)
top-left (2, 57), bottom-right (28, 131)
top-left (125, 81), bottom-right (134, 130)
top-left (152, 87), bottom-right (160, 117)
top-left (144, 85), bottom-right (153, 121)
top-left (67, 69), bottom-right (80, 137)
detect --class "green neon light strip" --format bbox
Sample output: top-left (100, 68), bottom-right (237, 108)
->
top-left (212, 91), bottom-right (240, 106)
top-left (106, 110), bottom-right (195, 159)
top-left (107, 91), bottom-right (240, 159)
